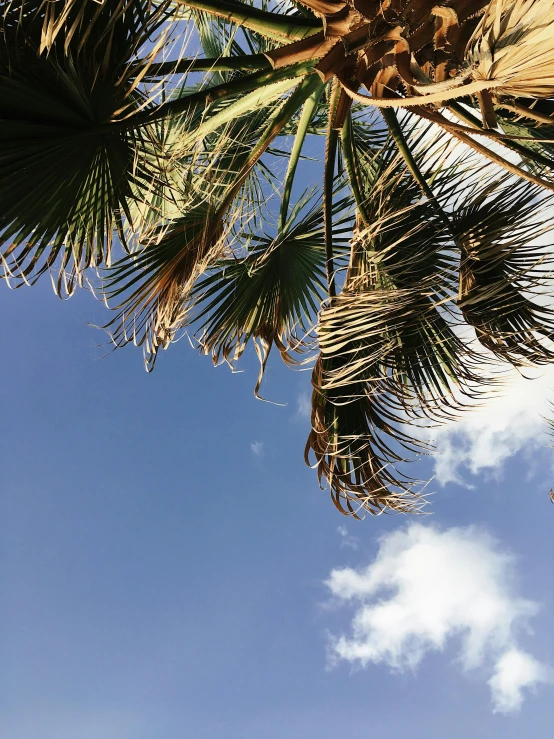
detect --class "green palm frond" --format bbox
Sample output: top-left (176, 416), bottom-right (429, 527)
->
top-left (190, 190), bottom-right (353, 394)
top-left (104, 198), bottom-right (225, 370)
top-left (0, 0), bottom-right (175, 291)
top-left (101, 74), bottom-right (321, 369)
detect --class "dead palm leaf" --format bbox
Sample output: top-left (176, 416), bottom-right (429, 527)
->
top-left (103, 199), bottom-right (227, 369)
top-left (305, 138), bottom-right (492, 515)
top-left (306, 353), bottom-right (428, 517)
top-left (466, 0), bottom-right (554, 100)
top-left (453, 177), bottom-right (554, 365)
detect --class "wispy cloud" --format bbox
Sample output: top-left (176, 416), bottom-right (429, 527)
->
top-left (433, 367), bottom-right (554, 486)
top-left (489, 648), bottom-right (552, 714)
top-left (325, 523), bottom-right (552, 714)
top-left (337, 525), bottom-right (359, 551)
top-left (295, 392), bottom-right (311, 420)
top-left (250, 441), bottom-right (264, 456)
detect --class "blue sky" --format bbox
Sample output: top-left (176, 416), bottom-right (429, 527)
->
top-left (2, 264), bottom-right (554, 739)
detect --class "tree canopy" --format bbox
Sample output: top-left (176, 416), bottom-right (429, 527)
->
top-left (3, 0), bottom-right (554, 516)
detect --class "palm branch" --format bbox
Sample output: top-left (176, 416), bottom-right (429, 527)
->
top-left (3, 0), bottom-right (554, 515)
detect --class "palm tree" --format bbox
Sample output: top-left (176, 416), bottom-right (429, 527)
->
top-left (3, 0), bottom-right (554, 516)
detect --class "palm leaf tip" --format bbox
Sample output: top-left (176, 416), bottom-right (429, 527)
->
top-left (190, 191), bottom-right (352, 395)
top-left (305, 357), bottom-right (429, 518)
top-left (102, 202), bottom-right (226, 370)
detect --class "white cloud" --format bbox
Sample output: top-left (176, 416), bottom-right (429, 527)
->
top-left (325, 523), bottom-right (551, 713)
top-left (337, 525), bottom-right (359, 550)
top-left (250, 441), bottom-right (264, 456)
top-left (296, 392), bottom-right (311, 420)
top-left (489, 649), bottom-right (553, 714)
top-left (432, 367), bottom-right (554, 486)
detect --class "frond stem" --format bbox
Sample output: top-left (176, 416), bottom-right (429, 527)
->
top-left (174, 0), bottom-right (322, 40)
top-left (104, 61), bottom-right (315, 130)
top-left (220, 74), bottom-right (323, 213)
top-left (495, 102), bottom-right (554, 126)
top-left (141, 54), bottom-right (272, 77)
top-left (279, 77), bottom-right (326, 231)
top-left (324, 80), bottom-right (340, 298)
top-left (426, 112), bottom-right (554, 192)
top-left (381, 109), bottom-right (452, 232)
top-left (340, 111), bottom-right (370, 228)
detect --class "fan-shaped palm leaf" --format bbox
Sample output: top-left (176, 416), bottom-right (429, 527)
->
top-left (0, 0), bottom-right (174, 291)
top-left (102, 74), bottom-right (322, 368)
top-left (306, 353), bottom-right (428, 517)
top-left (453, 178), bottom-right (554, 365)
top-left (190, 190), bottom-right (353, 395)
top-left (305, 128), bottom-right (498, 515)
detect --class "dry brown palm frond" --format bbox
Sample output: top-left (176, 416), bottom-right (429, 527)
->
top-left (340, 144), bottom-right (495, 404)
top-left (335, 0), bottom-right (554, 111)
top-left (317, 285), bottom-right (485, 411)
top-left (466, 0), bottom-right (554, 100)
top-left (305, 355), bottom-right (428, 518)
top-left (302, 127), bottom-right (535, 515)
top-left (304, 269), bottom-right (491, 516)
top-left (318, 224), bottom-right (491, 418)
top-left (102, 199), bottom-right (228, 370)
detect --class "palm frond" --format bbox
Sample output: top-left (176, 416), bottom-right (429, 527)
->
top-left (453, 177), bottom-right (554, 365)
top-left (190, 190), bottom-right (353, 394)
top-left (305, 134), bottom-right (497, 514)
top-left (466, 0), bottom-right (554, 99)
top-left (103, 198), bottom-right (226, 370)
top-left (101, 74), bottom-right (321, 368)
top-left (306, 354), bottom-right (428, 518)
top-left (0, 0), bottom-right (175, 292)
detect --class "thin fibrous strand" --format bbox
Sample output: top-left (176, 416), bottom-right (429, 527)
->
top-left (141, 53), bottom-right (272, 77)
